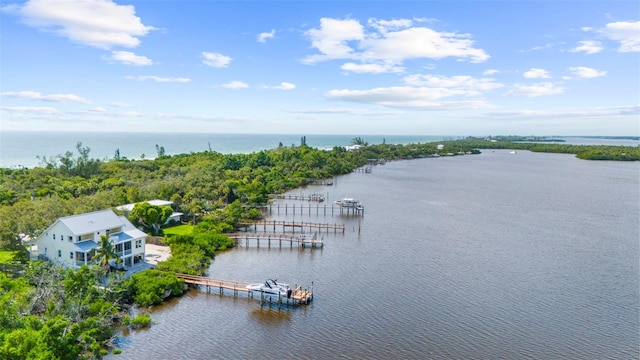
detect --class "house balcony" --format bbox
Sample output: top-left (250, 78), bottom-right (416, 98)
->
top-left (118, 249), bottom-right (132, 257)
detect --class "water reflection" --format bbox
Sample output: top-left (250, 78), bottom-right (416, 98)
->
top-left (248, 307), bottom-right (292, 327)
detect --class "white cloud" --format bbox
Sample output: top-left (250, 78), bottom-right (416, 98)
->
top-left (341, 62), bottom-right (404, 74)
top-left (362, 27), bottom-right (489, 63)
top-left (403, 74), bottom-right (503, 94)
top-left (323, 72), bottom-right (502, 110)
top-left (125, 75), bottom-right (190, 83)
top-left (483, 69), bottom-right (500, 75)
top-left (523, 68), bottom-right (551, 79)
top-left (601, 21), bottom-right (640, 52)
top-left (1, 90), bottom-right (90, 104)
top-left (222, 81), bottom-right (249, 89)
top-left (288, 108), bottom-right (366, 114)
top-left (568, 66), bottom-right (607, 78)
top-left (109, 101), bottom-right (132, 108)
top-left (257, 29), bottom-right (275, 43)
top-left (9, 0), bottom-right (154, 49)
top-left (1, 106), bottom-right (60, 114)
top-left (367, 18), bottom-right (413, 33)
top-left (570, 40), bottom-right (603, 54)
top-left (325, 86), bottom-right (492, 110)
top-left (109, 51), bottom-right (153, 66)
top-left (303, 17), bottom-right (489, 72)
top-left (272, 82), bottom-right (296, 90)
top-left (88, 106), bottom-right (107, 113)
top-left (202, 52), bottom-right (232, 67)
top-left (519, 43), bottom-right (554, 52)
top-left (485, 105), bottom-right (639, 119)
top-left (303, 17), bottom-right (365, 63)
top-left (505, 82), bottom-right (565, 97)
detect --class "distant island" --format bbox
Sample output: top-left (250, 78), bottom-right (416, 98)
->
top-left (573, 135), bottom-right (640, 141)
top-left (447, 137), bottom-right (640, 161)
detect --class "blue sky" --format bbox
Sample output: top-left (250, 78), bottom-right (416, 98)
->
top-left (1, 0), bottom-right (638, 135)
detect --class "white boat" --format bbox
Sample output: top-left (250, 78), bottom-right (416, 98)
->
top-left (246, 279), bottom-right (292, 298)
top-left (334, 197), bottom-right (363, 209)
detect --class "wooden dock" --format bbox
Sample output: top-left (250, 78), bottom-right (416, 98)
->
top-left (307, 178), bottom-right (334, 186)
top-left (353, 166), bottom-right (372, 173)
top-left (271, 193), bottom-right (326, 202)
top-left (260, 203), bottom-right (364, 216)
top-left (230, 233), bottom-right (324, 248)
top-left (176, 274), bottom-right (313, 307)
top-left (239, 220), bottom-right (345, 233)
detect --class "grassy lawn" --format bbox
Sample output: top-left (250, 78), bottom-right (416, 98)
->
top-left (163, 225), bottom-right (194, 236)
top-left (0, 250), bottom-right (18, 264)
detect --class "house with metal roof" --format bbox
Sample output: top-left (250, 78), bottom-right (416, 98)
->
top-left (33, 209), bottom-right (147, 269)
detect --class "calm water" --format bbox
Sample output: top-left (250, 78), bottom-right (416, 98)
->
top-left (0, 131), bottom-right (449, 169)
top-left (110, 150), bottom-right (639, 359)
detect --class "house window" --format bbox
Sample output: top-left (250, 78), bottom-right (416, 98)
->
top-left (135, 239), bottom-right (142, 249)
top-left (69, 252), bottom-right (73, 259)
top-left (53, 234), bottom-right (56, 240)
top-left (58, 250), bottom-right (61, 258)
top-left (60, 234), bottom-right (63, 241)
top-left (68, 236), bottom-right (73, 242)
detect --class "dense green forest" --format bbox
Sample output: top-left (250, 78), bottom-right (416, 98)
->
top-left (0, 137), bottom-right (637, 358)
top-left (459, 136), bottom-right (640, 161)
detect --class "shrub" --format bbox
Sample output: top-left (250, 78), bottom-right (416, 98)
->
top-left (124, 270), bottom-right (184, 306)
top-left (129, 313), bottom-right (152, 329)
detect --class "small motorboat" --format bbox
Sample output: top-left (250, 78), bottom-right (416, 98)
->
top-left (334, 197), bottom-right (363, 209)
top-left (246, 279), bottom-right (292, 298)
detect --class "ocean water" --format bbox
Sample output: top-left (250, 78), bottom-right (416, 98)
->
top-left (108, 150), bottom-right (639, 360)
top-left (0, 131), bottom-right (451, 169)
top-left (3, 131), bottom-right (637, 169)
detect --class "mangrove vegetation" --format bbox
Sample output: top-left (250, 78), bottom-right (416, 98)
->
top-left (0, 137), bottom-right (637, 358)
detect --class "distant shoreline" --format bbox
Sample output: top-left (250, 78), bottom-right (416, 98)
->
top-left (1, 132), bottom-right (638, 169)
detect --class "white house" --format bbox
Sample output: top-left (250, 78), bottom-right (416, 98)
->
top-left (116, 199), bottom-right (183, 225)
top-left (33, 209), bottom-right (147, 269)
top-left (344, 145), bottom-right (362, 151)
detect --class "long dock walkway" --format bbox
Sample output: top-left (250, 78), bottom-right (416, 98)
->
top-left (271, 193), bottom-right (326, 202)
top-left (307, 178), bottom-right (334, 186)
top-left (261, 203), bottom-right (364, 216)
top-left (176, 274), bottom-right (313, 307)
top-left (230, 233), bottom-right (324, 248)
top-left (239, 220), bottom-right (345, 233)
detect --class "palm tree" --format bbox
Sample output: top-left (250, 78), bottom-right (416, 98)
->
top-left (94, 235), bottom-right (119, 274)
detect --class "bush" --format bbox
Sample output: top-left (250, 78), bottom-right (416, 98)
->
top-left (124, 270), bottom-right (185, 306)
top-left (156, 241), bottom-right (210, 275)
top-left (129, 313), bottom-right (152, 329)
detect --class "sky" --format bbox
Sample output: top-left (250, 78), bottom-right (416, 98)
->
top-left (0, 0), bottom-right (639, 136)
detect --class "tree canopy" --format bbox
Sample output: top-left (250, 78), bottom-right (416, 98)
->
top-left (128, 203), bottom-right (173, 235)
